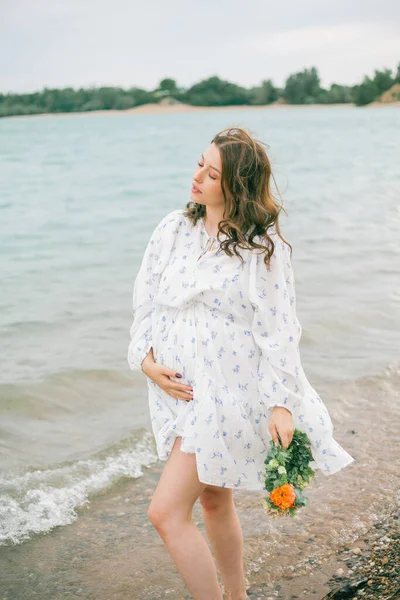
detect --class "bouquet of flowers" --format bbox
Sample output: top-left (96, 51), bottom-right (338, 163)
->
top-left (263, 429), bottom-right (316, 518)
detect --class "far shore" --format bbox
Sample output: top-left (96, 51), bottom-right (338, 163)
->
top-left (3, 102), bottom-right (353, 121)
top-left (2, 100), bottom-right (399, 121)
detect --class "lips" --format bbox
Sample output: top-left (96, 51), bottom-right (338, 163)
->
top-left (192, 184), bottom-right (202, 193)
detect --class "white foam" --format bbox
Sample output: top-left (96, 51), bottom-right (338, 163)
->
top-left (0, 430), bottom-right (158, 546)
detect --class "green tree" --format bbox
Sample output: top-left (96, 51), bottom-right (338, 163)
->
top-left (113, 94), bottom-right (135, 110)
top-left (249, 79), bottom-right (279, 105)
top-left (395, 62), bottom-right (400, 83)
top-left (183, 76), bottom-right (249, 106)
top-left (351, 68), bottom-right (395, 106)
top-left (373, 69), bottom-right (394, 94)
top-left (284, 67), bottom-right (322, 104)
top-left (321, 83), bottom-right (353, 104)
top-left (352, 76), bottom-right (379, 106)
top-left (157, 78), bottom-right (178, 94)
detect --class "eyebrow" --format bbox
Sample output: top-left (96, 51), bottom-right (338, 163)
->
top-left (201, 153), bottom-right (221, 174)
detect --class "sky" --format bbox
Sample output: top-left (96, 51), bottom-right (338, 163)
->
top-left (1, 0), bottom-right (400, 94)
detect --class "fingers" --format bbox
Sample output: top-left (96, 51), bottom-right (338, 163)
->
top-left (163, 367), bottom-right (183, 379)
top-left (158, 369), bottom-right (194, 402)
top-left (173, 382), bottom-right (193, 396)
top-left (269, 424), bottom-right (294, 449)
top-left (276, 427), bottom-right (294, 450)
top-left (269, 424), bottom-right (280, 447)
top-left (163, 369), bottom-right (193, 400)
top-left (171, 390), bottom-right (193, 402)
top-left (168, 382), bottom-right (194, 402)
top-left (279, 433), bottom-right (290, 450)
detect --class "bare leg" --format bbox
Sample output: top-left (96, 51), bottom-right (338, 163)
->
top-left (199, 486), bottom-right (249, 600)
top-left (148, 436), bottom-right (223, 600)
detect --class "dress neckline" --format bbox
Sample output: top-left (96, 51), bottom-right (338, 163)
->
top-left (200, 216), bottom-right (218, 240)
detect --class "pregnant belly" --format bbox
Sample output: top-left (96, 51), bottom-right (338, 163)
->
top-left (151, 302), bottom-right (261, 397)
top-left (151, 304), bottom-right (198, 387)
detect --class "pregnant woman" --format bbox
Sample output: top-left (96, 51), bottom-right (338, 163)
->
top-left (127, 127), bottom-right (354, 600)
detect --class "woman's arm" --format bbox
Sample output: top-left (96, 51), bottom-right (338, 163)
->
top-left (127, 213), bottom-right (171, 372)
top-left (249, 230), bottom-right (304, 415)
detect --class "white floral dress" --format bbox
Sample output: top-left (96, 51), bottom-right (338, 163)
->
top-left (127, 209), bottom-right (354, 490)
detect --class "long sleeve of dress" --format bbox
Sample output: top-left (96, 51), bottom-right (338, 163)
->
top-left (249, 229), bottom-right (305, 415)
top-left (127, 213), bottom-right (172, 372)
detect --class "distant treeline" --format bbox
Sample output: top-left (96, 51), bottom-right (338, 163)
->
top-left (1, 63), bottom-right (399, 118)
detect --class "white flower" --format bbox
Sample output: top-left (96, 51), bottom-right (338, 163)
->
top-left (277, 466), bottom-right (287, 474)
top-left (268, 459), bottom-right (279, 468)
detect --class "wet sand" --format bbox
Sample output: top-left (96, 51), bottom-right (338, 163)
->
top-left (320, 509), bottom-right (400, 599)
top-left (1, 455), bottom-right (398, 600)
top-left (0, 461), bottom-right (326, 599)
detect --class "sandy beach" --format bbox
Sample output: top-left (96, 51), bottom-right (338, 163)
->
top-left (3, 99), bottom-right (399, 121)
top-left (2, 101), bottom-right (359, 120)
top-left (120, 101), bottom-right (356, 114)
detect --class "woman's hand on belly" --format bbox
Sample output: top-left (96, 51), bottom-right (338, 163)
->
top-left (142, 356), bottom-right (194, 402)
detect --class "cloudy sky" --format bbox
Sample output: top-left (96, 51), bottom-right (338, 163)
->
top-left (1, 0), bottom-right (399, 94)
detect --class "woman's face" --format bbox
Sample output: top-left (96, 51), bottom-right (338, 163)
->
top-left (191, 143), bottom-right (225, 210)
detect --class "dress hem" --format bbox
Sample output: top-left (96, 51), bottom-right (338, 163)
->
top-left (319, 454), bottom-right (355, 476)
top-left (155, 432), bottom-right (269, 491)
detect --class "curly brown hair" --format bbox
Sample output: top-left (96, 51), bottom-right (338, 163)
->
top-left (183, 126), bottom-right (292, 269)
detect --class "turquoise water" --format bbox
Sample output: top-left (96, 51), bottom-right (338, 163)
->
top-left (0, 106), bottom-right (399, 546)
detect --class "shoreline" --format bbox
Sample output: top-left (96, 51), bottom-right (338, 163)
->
top-left (2, 100), bottom-right (398, 121)
top-left (0, 101), bottom-right (384, 121)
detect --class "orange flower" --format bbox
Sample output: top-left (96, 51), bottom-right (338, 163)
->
top-left (270, 484), bottom-right (296, 510)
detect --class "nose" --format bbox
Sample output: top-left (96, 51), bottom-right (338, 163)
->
top-left (195, 165), bottom-right (205, 182)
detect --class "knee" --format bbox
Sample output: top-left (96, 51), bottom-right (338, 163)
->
top-left (199, 487), bottom-right (232, 512)
top-left (147, 502), bottom-right (169, 532)
top-left (148, 501), bottom-right (183, 534)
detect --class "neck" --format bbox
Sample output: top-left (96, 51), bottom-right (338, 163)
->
top-left (203, 207), bottom-right (224, 237)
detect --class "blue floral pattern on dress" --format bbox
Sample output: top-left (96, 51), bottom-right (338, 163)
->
top-left (128, 209), bottom-right (354, 490)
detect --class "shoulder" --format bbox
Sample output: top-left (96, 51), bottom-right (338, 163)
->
top-left (250, 224), bottom-right (279, 253)
top-left (250, 226), bottom-right (291, 268)
top-left (258, 226), bottom-right (290, 250)
top-left (153, 208), bottom-right (185, 233)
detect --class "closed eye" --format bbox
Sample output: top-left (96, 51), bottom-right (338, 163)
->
top-left (197, 162), bottom-right (217, 180)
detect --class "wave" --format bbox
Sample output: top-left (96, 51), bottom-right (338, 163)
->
top-left (0, 429), bottom-right (158, 547)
